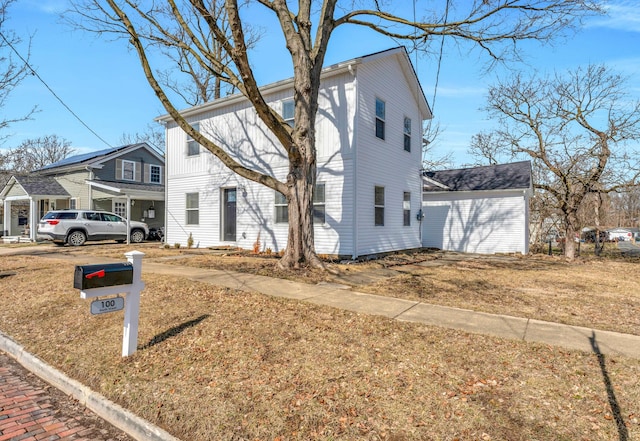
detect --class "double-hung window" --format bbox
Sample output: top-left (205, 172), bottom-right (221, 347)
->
top-left (275, 191), bottom-right (288, 223)
top-left (313, 183), bottom-right (326, 224)
top-left (403, 192), bottom-right (411, 226)
top-left (275, 183), bottom-right (326, 224)
top-left (282, 99), bottom-right (294, 127)
top-left (403, 117), bottom-right (411, 152)
top-left (186, 122), bottom-right (200, 156)
top-left (122, 160), bottom-right (136, 181)
top-left (375, 98), bottom-right (386, 140)
top-left (150, 165), bottom-right (161, 184)
top-left (374, 186), bottom-right (385, 226)
top-left (186, 193), bottom-right (199, 225)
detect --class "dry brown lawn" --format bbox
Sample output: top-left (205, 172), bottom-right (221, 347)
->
top-left (1, 244), bottom-right (640, 440)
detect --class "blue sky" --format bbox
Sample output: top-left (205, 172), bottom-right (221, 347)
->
top-left (2, 0), bottom-right (639, 167)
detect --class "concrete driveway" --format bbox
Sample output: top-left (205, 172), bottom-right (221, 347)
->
top-left (617, 240), bottom-right (640, 257)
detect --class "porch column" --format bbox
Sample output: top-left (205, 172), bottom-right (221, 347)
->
top-left (29, 197), bottom-right (37, 242)
top-left (126, 194), bottom-right (131, 245)
top-left (2, 199), bottom-right (9, 236)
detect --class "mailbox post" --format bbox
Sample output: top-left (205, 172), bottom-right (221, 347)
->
top-left (74, 251), bottom-right (145, 357)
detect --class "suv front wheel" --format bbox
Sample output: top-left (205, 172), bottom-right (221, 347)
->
top-left (67, 230), bottom-right (87, 246)
top-left (130, 229), bottom-right (145, 243)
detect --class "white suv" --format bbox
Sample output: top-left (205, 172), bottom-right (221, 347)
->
top-left (38, 210), bottom-right (149, 246)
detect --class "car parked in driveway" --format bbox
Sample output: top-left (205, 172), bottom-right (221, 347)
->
top-left (37, 209), bottom-right (149, 246)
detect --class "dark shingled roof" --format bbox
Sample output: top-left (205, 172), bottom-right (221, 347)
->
top-left (37, 143), bottom-right (146, 171)
top-left (14, 175), bottom-right (70, 196)
top-left (423, 161), bottom-right (531, 192)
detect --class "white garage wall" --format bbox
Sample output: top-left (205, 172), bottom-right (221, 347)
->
top-left (422, 190), bottom-right (529, 254)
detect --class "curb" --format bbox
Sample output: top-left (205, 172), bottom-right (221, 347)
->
top-left (0, 331), bottom-right (181, 441)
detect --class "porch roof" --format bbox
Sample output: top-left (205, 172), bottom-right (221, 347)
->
top-left (0, 175), bottom-right (70, 199)
top-left (86, 180), bottom-right (165, 201)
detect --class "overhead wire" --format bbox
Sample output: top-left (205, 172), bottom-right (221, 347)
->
top-left (0, 31), bottom-right (113, 148)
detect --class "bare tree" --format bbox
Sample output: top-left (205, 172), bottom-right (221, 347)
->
top-left (119, 123), bottom-right (166, 153)
top-left (421, 120), bottom-right (454, 171)
top-left (5, 135), bottom-right (75, 173)
top-left (0, 0), bottom-right (36, 142)
top-left (480, 65), bottom-right (640, 259)
top-left (153, 2), bottom-right (260, 106)
top-left (68, 0), bottom-right (600, 268)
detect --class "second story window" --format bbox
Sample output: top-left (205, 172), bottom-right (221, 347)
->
top-left (150, 165), bottom-right (161, 184)
top-left (122, 160), bottom-right (136, 181)
top-left (186, 122), bottom-right (200, 156)
top-left (282, 99), bottom-right (294, 127)
top-left (404, 117), bottom-right (411, 152)
top-left (375, 98), bottom-right (385, 140)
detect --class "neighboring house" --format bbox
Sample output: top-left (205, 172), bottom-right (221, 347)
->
top-left (606, 227), bottom-right (639, 242)
top-left (422, 161), bottom-right (532, 254)
top-left (157, 47), bottom-right (432, 258)
top-left (0, 143), bottom-right (165, 242)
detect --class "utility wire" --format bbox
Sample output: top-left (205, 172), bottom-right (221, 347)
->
top-left (0, 31), bottom-right (113, 148)
top-left (431, 0), bottom-right (450, 114)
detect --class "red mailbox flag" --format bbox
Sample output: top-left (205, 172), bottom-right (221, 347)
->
top-left (86, 269), bottom-right (106, 279)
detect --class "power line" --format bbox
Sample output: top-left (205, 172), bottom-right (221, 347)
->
top-left (431, 0), bottom-right (450, 114)
top-left (0, 31), bottom-right (113, 148)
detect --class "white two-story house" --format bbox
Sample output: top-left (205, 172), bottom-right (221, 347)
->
top-left (158, 47), bottom-right (432, 258)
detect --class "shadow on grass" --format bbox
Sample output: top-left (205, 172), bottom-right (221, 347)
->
top-left (589, 331), bottom-right (629, 441)
top-left (139, 314), bottom-right (210, 350)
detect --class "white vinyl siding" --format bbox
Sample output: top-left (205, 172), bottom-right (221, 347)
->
top-left (164, 49), bottom-right (424, 257)
top-left (353, 53), bottom-right (424, 256)
top-left (422, 191), bottom-right (529, 254)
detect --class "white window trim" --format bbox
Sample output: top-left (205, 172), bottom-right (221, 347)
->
top-left (403, 116), bottom-right (411, 152)
top-left (122, 160), bottom-right (136, 181)
top-left (186, 192), bottom-right (199, 225)
top-left (274, 191), bottom-right (288, 224)
top-left (149, 164), bottom-right (162, 184)
top-left (313, 182), bottom-right (326, 225)
top-left (186, 122), bottom-right (200, 157)
top-left (375, 97), bottom-right (386, 140)
top-left (282, 99), bottom-right (294, 127)
top-left (374, 186), bottom-right (385, 226)
top-left (403, 191), bottom-right (411, 226)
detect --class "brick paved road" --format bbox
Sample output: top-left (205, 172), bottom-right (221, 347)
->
top-left (0, 352), bottom-right (131, 441)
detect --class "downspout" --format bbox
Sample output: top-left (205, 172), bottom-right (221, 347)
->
top-left (349, 63), bottom-right (358, 260)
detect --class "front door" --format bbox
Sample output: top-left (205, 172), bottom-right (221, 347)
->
top-left (223, 188), bottom-right (236, 242)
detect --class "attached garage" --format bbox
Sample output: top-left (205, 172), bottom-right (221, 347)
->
top-left (422, 161), bottom-right (532, 255)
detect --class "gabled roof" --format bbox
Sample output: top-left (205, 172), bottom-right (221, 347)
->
top-left (0, 175), bottom-right (70, 199)
top-left (423, 161), bottom-right (532, 192)
top-left (37, 142), bottom-right (163, 173)
top-left (157, 46), bottom-right (431, 122)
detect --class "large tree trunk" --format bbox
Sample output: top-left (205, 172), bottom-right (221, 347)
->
top-left (278, 161), bottom-right (323, 269)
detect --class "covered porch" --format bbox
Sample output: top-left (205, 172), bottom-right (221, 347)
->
top-left (0, 176), bottom-right (71, 242)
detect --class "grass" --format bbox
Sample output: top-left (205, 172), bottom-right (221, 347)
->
top-left (1, 244), bottom-right (640, 440)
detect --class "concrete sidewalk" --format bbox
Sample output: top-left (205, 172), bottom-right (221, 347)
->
top-left (141, 261), bottom-right (640, 359)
